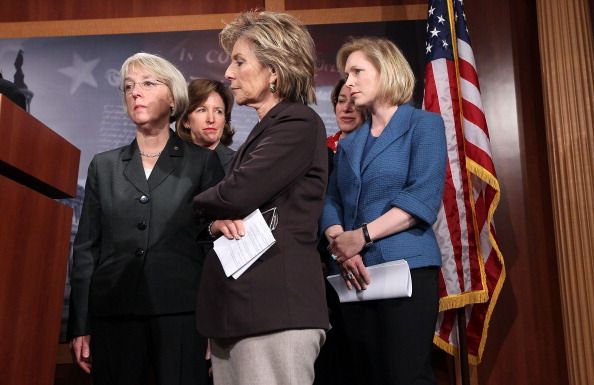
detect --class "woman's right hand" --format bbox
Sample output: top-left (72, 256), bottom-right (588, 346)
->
top-left (324, 225), bottom-right (344, 261)
top-left (324, 225), bottom-right (344, 242)
top-left (211, 219), bottom-right (245, 240)
top-left (70, 335), bottom-right (92, 373)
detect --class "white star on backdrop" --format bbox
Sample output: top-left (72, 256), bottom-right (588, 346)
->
top-left (58, 53), bottom-right (100, 95)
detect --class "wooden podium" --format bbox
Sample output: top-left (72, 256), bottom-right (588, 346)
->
top-left (0, 95), bottom-right (80, 385)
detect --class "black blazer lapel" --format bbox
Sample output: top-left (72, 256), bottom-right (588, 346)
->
top-left (122, 141), bottom-right (149, 195)
top-left (148, 133), bottom-right (183, 191)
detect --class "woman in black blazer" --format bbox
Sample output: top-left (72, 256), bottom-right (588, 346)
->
top-left (68, 52), bottom-right (224, 385)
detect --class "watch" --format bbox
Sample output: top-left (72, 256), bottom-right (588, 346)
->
top-left (361, 223), bottom-right (373, 248)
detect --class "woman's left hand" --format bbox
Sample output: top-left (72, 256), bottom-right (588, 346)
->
top-left (328, 228), bottom-right (366, 263)
top-left (341, 254), bottom-right (370, 291)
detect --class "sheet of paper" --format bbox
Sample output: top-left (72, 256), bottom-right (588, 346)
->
top-left (327, 259), bottom-right (412, 302)
top-left (213, 209), bottom-right (276, 279)
top-left (231, 241), bottom-right (274, 279)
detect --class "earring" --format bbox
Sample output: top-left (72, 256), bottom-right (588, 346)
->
top-left (269, 83), bottom-right (277, 93)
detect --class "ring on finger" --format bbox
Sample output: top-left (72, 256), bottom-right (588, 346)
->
top-left (345, 272), bottom-right (354, 280)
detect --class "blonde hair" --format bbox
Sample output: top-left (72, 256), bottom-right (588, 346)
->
top-left (219, 11), bottom-right (317, 104)
top-left (120, 52), bottom-right (188, 122)
top-left (336, 37), bottom-right (415, 106)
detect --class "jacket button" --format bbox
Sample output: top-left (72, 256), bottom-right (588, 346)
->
top-left (139, 195), bottom-right (150, 204)
top-left (135, 248), bottom-right (145, 257)
top-left (137, 221), bottom-right (147, 230)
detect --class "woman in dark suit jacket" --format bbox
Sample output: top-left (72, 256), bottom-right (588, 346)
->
top-left (68, 52), bottom-right (224, 385)
top-left (193, 11), bottom-right (328, 385)
top-left (177, 78), bottom-right (236, 173)
top-left (321, 37), bottom-right (447, 384)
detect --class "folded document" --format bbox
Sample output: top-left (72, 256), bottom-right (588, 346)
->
top-left (213, 209), bottom-right (276, 279)
top-left (327, 259), bottom-right (412, 302)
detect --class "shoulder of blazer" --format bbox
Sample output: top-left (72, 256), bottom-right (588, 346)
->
top-left (215, 143), bottom-right (236, 157)
top-left (88, 142), bottom-right (134, 165)
top-left (408, 105), bottom-right (443, 127)
top-left (243, 101), bottom-right (322, 149)
top-left (265, 100), bottom-right (320, 124)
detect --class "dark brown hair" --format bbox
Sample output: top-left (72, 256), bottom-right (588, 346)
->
top-left (331, 78), bottom-right (347, 110)
top-left (177, 78), bottom-right (235, 146)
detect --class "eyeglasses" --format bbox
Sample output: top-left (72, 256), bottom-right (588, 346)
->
top-left (120, 79), bottom-right (166, 95)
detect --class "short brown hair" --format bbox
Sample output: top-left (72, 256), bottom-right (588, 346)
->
top-left (336, 37), bottom-right (415, 106)
top-left (219, 11), bottom-right (317, 104)
top-left (177, 79), bottom-right (236, 146)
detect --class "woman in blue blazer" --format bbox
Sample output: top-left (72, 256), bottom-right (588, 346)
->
top-left (320, 37), bottom-right (446, 385)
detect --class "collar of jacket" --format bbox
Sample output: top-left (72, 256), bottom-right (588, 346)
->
top-left (339, 103), bottom-right (415, 175)
top-left (121, 129), bottom-right (185, 194)
top-left (120, 129), bottom-right (185, 161)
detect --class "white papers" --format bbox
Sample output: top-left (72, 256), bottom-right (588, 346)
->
top-left (213, 209), bottom-right (276, 279)
top-left (327, 259), bottom-right (412, 302)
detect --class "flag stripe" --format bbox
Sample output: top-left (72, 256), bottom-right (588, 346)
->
top-left (424, 0), bottom-right (505, 364)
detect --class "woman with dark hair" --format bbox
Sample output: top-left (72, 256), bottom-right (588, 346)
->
top-left (326, 78), bottom-right (366, 153)
top-left (177, 78), bottom-right (236, 173)
top-left (193, 10), bottom-right (328, 385)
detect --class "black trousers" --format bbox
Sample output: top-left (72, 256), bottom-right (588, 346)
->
top-left (90, 312), bottom-right (209, 385)
top-left (314, 279), bottom-right (353, 385)
top-left (340, 267), bottom-right (439, 385)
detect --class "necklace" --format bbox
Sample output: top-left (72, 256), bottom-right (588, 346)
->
top-left (139, 150), bottom-right (162, 158)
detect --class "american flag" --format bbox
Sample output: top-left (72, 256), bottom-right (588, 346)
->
top-left (422, 0), bottom-right (505, 364)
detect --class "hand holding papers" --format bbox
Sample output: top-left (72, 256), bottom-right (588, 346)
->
top-left (327, 259), bottom-right (412, 302)
top-left (213, 209), bottom-right (276, 279)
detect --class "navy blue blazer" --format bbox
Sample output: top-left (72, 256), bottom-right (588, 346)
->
top-left (320, 104), bottom-right (446, 270)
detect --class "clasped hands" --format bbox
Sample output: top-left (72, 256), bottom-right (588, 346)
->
top-left (326, 226), bottom-right (371, 291)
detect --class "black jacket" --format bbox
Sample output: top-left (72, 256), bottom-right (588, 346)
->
top-left (68, 132), bottom-right (224, 338)
top-left (194, 101), bottom-right (329, 338)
